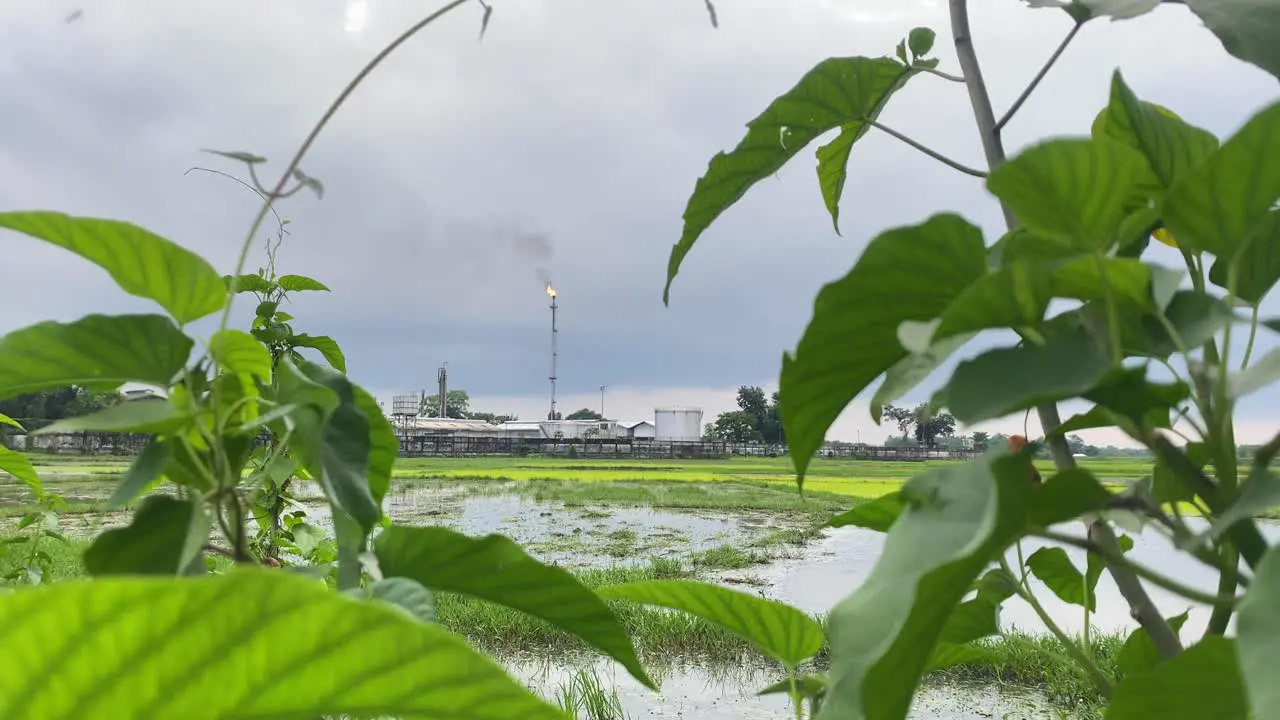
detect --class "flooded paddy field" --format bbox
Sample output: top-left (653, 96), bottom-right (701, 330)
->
top-left (4, 453), bottom-right (1266, 719)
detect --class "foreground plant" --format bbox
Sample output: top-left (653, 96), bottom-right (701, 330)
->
top-left (663, 0), bottom-right (1280, 717)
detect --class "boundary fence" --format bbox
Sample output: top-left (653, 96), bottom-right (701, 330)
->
top-left (0, 422), bottom-right (979, 461)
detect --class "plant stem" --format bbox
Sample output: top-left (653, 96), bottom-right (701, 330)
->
top-left (1000, 557), bottom-right (1114, 697)
top-left (1241, 304), bottom-right (1260, 370)
top-left (1036, 530), bottom-right (1239, 607)
top-left (995, 22), bottom-right (1083, 132)
top-left (866, 120), bottom-right (988, 177)
top-left (917, 66), bottom-right (965, 83)
top-left (949, 0), bottom-right (1183, 660)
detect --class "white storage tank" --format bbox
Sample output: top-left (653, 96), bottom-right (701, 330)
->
top-left (654, 407), bottom-right (704, 442)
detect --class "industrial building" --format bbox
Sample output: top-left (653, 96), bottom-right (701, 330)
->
top-left (390, 407), bottom-right (702, 443)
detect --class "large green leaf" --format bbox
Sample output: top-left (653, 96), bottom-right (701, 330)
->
top-left (870, 332), bottom-right (975, 419)
top-left (0, 570), bottom-right (565, 719)
top-left (1096, 71), bottom-right (1219, 188)
top-left (0, 211), bottom-right (225, 324)
top-left (0, 444), bottom-right (41, 497)
top-left (353, 384), bottom-right (396, 507)
top-left (1025, 547), bottom-right (1093, 611)
top-left (277, 274), bottom-right (331, 292)
top-left (1163, 101), bottom-right (1280, 258)
top-left (817, 453), bottom-right (1034, 720)
top-left (208, 330), bottom-right (272, 383)
top-left (1228, 347), bottom-right (1280, 400)
top-left (106, 439), bottom-right (173, 509)
top-left (1237, 546), bottom-right (1280, 718)
top-left (223, 273), bottom-right (274, 294)
top-left (1116, 611), bottom-right (1189, 680)
top-left (0, 315), bottom-right (193, 400)
top-left (1184, 0), bottom-right (1280, 81)
top-left (1209, 210), bottom-right (1280, 304)
top-left (985, 138), bottom-right (1158, 251)
top-left (290, 333), bottom-right (348, 373)
top-left (83, 496), bottom-right (209, 576)
top-left (827, 492), bottom-right (905, 533)
top-left (598, 579), bottom-right (824, 668)
top-left (34, 399), bottom-right (187, 436)
top-left (780, 214), bottom-right (987, 476)
top-left (1106, 636), bottom-right (1248, 719)
top-left (374, 524), bottom-right (654, 688)
top-left (279, 360), bottom-right (380, 534)
top-left (665, 56), bottom-right (912, 301)
top-left (943, 323), bottom-right (1113, 425)
top-left (368, 577), bottom-right (437, 624)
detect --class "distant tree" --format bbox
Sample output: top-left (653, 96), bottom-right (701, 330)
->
top-left (728, 386), bottom-right (785, 444)
top-left (566, 408), bottom-right (604, 421)
top-left (881, 402), bottom-right (956, 447)
top-left (548, 411), bottom-right (563, 421)
top-left (0, 386), bottom-right (122, 425)
top-left (421, 389), bottom-right (471, 419)
top-left (704, 411), bottom-right (762, 443)
top-left (972, 431), bottom-right (990, 451)
top-left (1066, 434), bottom-right (1101, 456)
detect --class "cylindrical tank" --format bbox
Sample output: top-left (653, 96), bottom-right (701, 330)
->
top-left (654, 407), bottom-right (704, 441)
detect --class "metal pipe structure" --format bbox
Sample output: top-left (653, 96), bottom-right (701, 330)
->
top-left (547, 283), bottom-right (558, 421)
top-left (600, 384), bottom-right (606, 418)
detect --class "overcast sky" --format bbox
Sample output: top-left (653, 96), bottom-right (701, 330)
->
top-left (2, 0), bottom-right (1277, 445)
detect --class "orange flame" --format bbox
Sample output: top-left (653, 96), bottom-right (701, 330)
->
top-left (546, 283), bottom-right (557, 298)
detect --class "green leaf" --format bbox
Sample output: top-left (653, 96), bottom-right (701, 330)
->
top-left (1097, 71), bottom-right (1219, 188)
top-left (1152, 442), bottom-right (1209, 505)
top-left (204, 148), bottom-right (267, 164)
top-left (277, 274), bottom-right (330, 292)
top-left (0, 315), bottom-right (193, 400)
top-left (0, 444), bottom-right (42, 497)
top-left (1031, 468), bottom-right (1113, 527)
top-left (818, 454), bottom-right (1034, 719)
top-left (666, 56), bottom-right (912, 299)
top-left (0, 212), bottom-right (225, 324)
top-left (291, 168), bottom-right (326, 200)
top-left (106, 439), bottom-right (174, 509)
top-left (870, 332), bottom-right (975, 420)
top-left (1229, 347), bottom-right (1280, 400)
top-left (598, 579), bottom-right (825, 668)
top-left (1237, 546), bottom-right (1280, 717)
top-left (280, 360), bottom-right (380, 534)
top-left (943, 323), bottom-right (1113, 425)
top-left (291, 334), bottom-right (348, 373)
top-left (1209, 210), bottom-right (1280, 304)
top-left (758, 673), bottom-right (827, 699)
top-left (938, 598), bottom-right (999, 645)
top-left (255, 301), bottom-right (279, 319)
top-left (209, 330), bottom-right (272, 383)
top-left (1085, 533), bottom-right (1134, 605)
top-left (34, 399), bottom-right (186, 436)
top-left (1106, 636), bottom-right (1248, 719)
top-left (83, 495), bottom-right (209, 576)
top-left (368, 577), bottom-right (437, 623)
top-left (222, 274), bottom-right (274, 294)
top-left (0, 569), bottom-right (564, 719)
top-left (985, 138), bottom-right (1158, 251)
top-left (1116, 611), bottom-right (1189, 679)
top-left (827, 492), bottom-right (905, 532)
top-left (973, 568), bottom-right (1018, 605)
top-left (374, 524), bottom-right (654, 688)
top-left (0, 412), bottom-right (20, 429)
top-left (1026, 547), bottom-right (1093, 610)
top-left (1184, 0), bottom-right (1280, 81)
top-left (1084, 365), bottom-right (1191, 430)
top-left (1209, 466), bottom-right (1280, 538)
top-left (907, 27), bottom-right (936, 58)
top-left (1163, 101), bottom-right (1280, 258)
top-left (353, 384), bottom-right (396, 507)
top-left (780, 214), bottom-right (987, 476)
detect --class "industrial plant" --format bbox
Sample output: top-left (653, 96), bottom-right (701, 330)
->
top-left (387, 282), bottom-right (706, 456)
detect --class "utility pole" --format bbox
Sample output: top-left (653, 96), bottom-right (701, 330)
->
top-left (547, 283), bottom-right (558, 421)
top-left (600, 385), bottom-right (606, 418)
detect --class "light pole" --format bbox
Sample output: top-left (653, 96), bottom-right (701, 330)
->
top-left (547, 283), bottom-right (558, 421)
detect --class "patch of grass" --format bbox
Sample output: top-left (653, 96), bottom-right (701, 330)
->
top-left (933, 631), bottom-right (1123, 718)
top-left (0, 535), bottom-right (87, 582)
top-left (689, 545), bottom-right (772, 571)
top-left (509, 478), bottom-right (849, 514)
top-left (550, 666), bottom-right (629, 720)
top-left (749, 526), bottom-right (825, 548)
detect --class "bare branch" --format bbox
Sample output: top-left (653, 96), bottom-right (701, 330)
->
top-left (996, 22), bottom-right (1083, 132)
top-left (867, 120), bottom-right (987, 177)
top-left (703, 0), bottom-right (719, 28)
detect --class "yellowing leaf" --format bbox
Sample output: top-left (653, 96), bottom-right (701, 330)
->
top-left (1153, 227), bottom-right (1178, 247)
